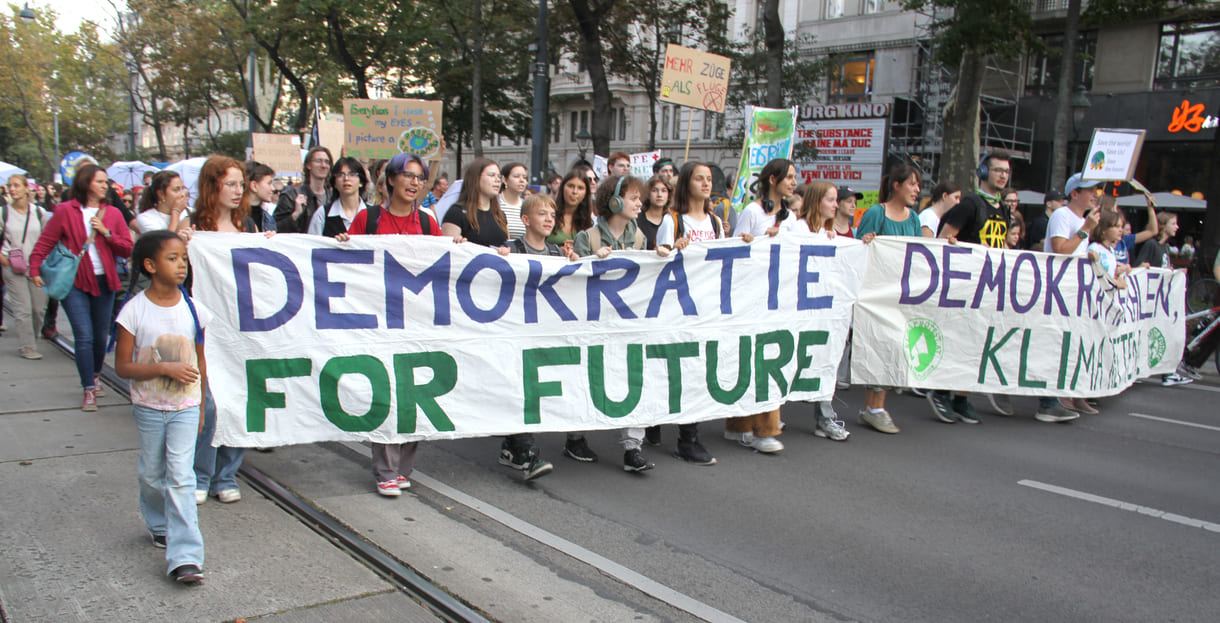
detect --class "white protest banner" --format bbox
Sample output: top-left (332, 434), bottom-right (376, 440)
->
top-left (188, 233), bottom-right (865, 447)
top-left (592, 154), bottom-right (609, 179)
top-left (631, 151), bottom-right (661, 178)
top-left (850, 237), bottom-right (1185, 397)
top-left (1081, 128), bottom-right (1146, 181)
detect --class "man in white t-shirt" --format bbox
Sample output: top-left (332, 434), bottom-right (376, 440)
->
top-left (1044, 173), bottom-right (1101, 256)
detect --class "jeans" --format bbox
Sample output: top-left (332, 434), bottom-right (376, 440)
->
top-left (1039, 397), bottom-right (1058, 409)
top-left (132, 404), bottom-right (205, 574)
top-left (61, 276), bottom-right (114, 388)
top-left (194, 387), bottom-right (246, 494)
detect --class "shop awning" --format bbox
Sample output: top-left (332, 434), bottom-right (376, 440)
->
top-left (1115, 192), bottom-right (1207, 211)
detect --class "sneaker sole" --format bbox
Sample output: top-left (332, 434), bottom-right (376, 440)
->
top-left (498, 457), bottom-right (527, 470)
top-left (524, 464), bottom-right (554, 481)
top-left (377, 489), bottom-right (402, 497)
top-left (814, 429), bottom-right (850, 441)
top-left (82, 404), bottom-right (97, 412)
top-left (926, 393), bottom-right (957, 423)
top-left (1035, 412), bottom-right (1081, 423)
top-left (623, 462), bottom-right (655, 472)
top-left (858, 416), bottom-right (899, 434)
top-left (987, 396), bottom-right (1014, 416)
top-left (671, 451), bottom-right (717, 465)
top-left (562, 450), bottom-right (597, 463)
top-left (174, 572), bottom-right (203, 584)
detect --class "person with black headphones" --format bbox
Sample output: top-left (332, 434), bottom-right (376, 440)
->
top-left (565, 174), bottom-right (655, 472)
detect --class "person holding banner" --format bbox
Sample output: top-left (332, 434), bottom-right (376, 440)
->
top-left (918, 181), bottom-right (960, 238)
top-left (834, 187), bottom-right (862, 238)
top-left (653, 162), bottom-right (729, 464)
top-left (547, 171), bottom-right (593, 248)
top-left (29, 164), bottom-right (134, 411)
top-left (184, 156), bottom-right (262, 503)
top-left (797, 181), bottom-right (852, 442)
top-left (308, 157), bottom-right (368, 237)
top-left (564, 175), bottom-right (657, 471)
top-left (1087, 211), bottom-right (1130, 290)
top-left (339, 153), bottom-right (445, 496)
top-left (854, 163), bottom-right (924, 434)
top-left (274, 146), bottom-right (334, 233)
top-left (442, 159), bottom-right (510, 248)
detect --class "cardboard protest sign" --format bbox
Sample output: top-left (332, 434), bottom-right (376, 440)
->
top-left (659, 44), bottom-right (731, 114)
top-left (851, 237), bottom-right (1184, 396)
top-left (1081, 128), bottom-right (1146, 181)
top-left (188, 232), bottom-right (864, 446)
top-left (730, 106), bottom-right (799, 212)
top-left (251, 133), bottom-right (303, 179)
top-left (343, 99), bottom-right (444, 161)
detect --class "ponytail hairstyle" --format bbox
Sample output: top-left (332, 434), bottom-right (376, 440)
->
top-left (137, 171), bottom-right (182, 213)
top-left (108, 230), bottom-right (203, 352)
top-left (879, 161), bottom-right (921, 204)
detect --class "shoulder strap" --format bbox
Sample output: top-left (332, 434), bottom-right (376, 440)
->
top-left (179, 284), bottom-right (204, 345)
top-left (669, 211), bottom-right (684, 239)
top-left (711, 212), bottom-right (723, 238)
top-left (366, 204), bottom-right (381, 235)
top-left (419, 208), bottom-right (431, 235)
top-left (81, 205), bottom-right (103, 257)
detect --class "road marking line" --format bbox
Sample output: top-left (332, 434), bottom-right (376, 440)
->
top-left (340, 441), bottom-right (747, 623)
top-left (1018, 479), bottom-right (1220, 534)
top-left (1182, 382), bottom-right (1220, 394)
top-left (1129, 412), bottom-right (1220, 432)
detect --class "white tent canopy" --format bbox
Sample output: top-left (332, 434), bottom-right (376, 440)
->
top-left (0, 161), bottom-right (28, 181)
top-left (165, 157), bottom-right (208, 207)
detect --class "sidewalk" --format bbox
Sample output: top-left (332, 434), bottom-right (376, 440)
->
top-left (0, 334), bottom-right (436, 622)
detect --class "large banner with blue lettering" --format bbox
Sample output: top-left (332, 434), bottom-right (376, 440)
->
top-left (850, 237), bottom-right (1186, 397)
top-left (189, 233), bottom-right (865, 447)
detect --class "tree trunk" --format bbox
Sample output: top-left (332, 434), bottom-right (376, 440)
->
top-left (326, 7), bottom-right (369, 99)
top-left (942, 51), bottom-right (986, 192)
top-left (1049, 0), bottom-right (1082, 193)
top-left (762, 0), bottom-right (783, 108)
top-left (1203, 123), bottom-right (1220, 261)
top-left (472, 0), bottom-right (484, 157)
top-left (570, 0), bottom-right (617, 157)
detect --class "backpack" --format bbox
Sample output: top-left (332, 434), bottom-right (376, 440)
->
top-left (366, 204), bottom-right (432, 235)
top-left (668, 209), bottom-right (723, 242)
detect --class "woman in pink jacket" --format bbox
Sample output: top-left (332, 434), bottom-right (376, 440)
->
top-left (29, 163), bottom-right (134, 411)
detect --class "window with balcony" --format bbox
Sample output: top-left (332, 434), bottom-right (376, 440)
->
top-left (829, 54), bottom-right (874, 102)
top-left (1024, 31), bottom-right (1096, 96)
top-left (825, 0), bottom-right (845, 19)
top-left (1157, 21), bottom-right (1220, 89)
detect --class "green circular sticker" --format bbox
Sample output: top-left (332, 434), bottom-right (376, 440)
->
top-left (398, 126), bottom-right (441, 159)
top-left (1148, 327), bottom-right (1166, 368)
top-left (906, 318), bottom-right (944, 381)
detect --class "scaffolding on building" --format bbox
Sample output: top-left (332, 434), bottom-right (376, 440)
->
top-left (888, 8), bottom-right (1035, 184)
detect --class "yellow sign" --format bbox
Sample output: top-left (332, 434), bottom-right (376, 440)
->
top-left (342, 98), bottom-right (444, 161)
top-left (251, 133), bottom-right (302, 179)
top-left (659, 44), bottom-right (731, 114)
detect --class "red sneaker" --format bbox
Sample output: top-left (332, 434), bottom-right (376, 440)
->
top-left (395, 476), bottom-right (411, 489)
top-left (82, 389), bottom-right (98, 412)
top-left (376, 480), bottom-right (401, 497)
top-left (93, 377), bottom-right (106, 398)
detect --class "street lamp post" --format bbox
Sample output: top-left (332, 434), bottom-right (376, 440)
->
top-left (528, 0), bottom-right (549, 185)
top-left (18, 3), bottom-right (34, 23)
top-left (576, 129), bottom-right (591, 164)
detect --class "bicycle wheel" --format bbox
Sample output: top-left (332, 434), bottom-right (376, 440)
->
top-left (1186, 278), bottom-right (1220, 314)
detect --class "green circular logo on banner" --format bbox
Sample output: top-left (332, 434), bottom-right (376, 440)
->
top-left (1148, 327), bottom-right (1166, 368)
top-left (906, 318), bottom-right (944, 381)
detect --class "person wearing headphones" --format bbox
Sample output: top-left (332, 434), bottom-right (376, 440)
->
top-left (928, 152), bottom-right (1017, 425)
top-left (568, 174), bottom-right (656, 472)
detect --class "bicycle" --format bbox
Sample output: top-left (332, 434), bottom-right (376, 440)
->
top-left (1181, 304), bottom-right (1220, 376)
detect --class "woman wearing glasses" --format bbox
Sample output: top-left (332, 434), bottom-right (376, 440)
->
top-left (308, 157), bottom-right (368, 237)
top-left (274, 146), bottom-right (334, 233)
top-left (441, 158), bottom-right (509, 248)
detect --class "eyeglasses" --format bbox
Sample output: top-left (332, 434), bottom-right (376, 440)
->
top-left (991, 168), bottom-right (1011, 174)
top-left (1002, 198), bottom-right (1019, 204)
top-left (399, 173), bottom-right (426, 183)
top-left (337, 171), bottom-right (361, 179)
top-left (310, 159), bottom-right (331, 166)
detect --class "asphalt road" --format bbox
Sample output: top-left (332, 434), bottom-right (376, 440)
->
top-left (397, 379), bottom-right (1220, 622)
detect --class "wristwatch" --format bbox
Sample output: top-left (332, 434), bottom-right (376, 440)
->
top-left (1076, 230), bottom-right (1089, 240)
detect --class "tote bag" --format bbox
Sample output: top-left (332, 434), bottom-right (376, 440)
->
top-left (41, 207), bottom-right (103, 301)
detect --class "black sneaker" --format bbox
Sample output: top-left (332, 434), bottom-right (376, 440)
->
top-left (952, 396), bottom-right (981, 424)
top-left (644, 426), bottom-right (662, 446)
top-left (150, 533), bottom-right (166, 549)
top-left (563, 437), bottom-right (598, 462)
top-left (674, 440), bottom-right (717, 465)
top-left (499, 444), bottom-right (526, 470)
top-left (623, 449), bottom-right (655, 472)
top-left (927, 390), bottom-right (957, 423)
top-left (171, 564), bottom-right (203, 584)
top-left (523, 456), bottom-right (554, 481)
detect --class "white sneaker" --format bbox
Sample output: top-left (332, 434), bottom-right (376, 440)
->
top-left (987, 394), bottom-right (1014, 416)
top-left (858, 409), bottom-right (900, 434)
top-left (815, 416), bottom-right (851, 441)
top-left (1034, 405), bottom-right (1081, 423)
top-left (1161, 373), bottom-right (1194, 387)
top-left (1176, 363), bottom-right (1202, 380)
top-left (216, 489), bottom-right (241, 503)
top-left (747, 436), bottom-right (784, 453)
top-left (194, 490), bottom-right (206, 505)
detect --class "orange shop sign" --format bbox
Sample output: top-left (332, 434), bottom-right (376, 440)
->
top-left (1168, 99), bottom-right (1218, 133)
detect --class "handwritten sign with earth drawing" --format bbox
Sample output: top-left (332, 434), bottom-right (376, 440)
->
top-left (659, 44), bottom-right (731, 114)
top-left (343, 98), bottom-right (444, 162)
top-left (1080, 128), bottom-right (1145, 182)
